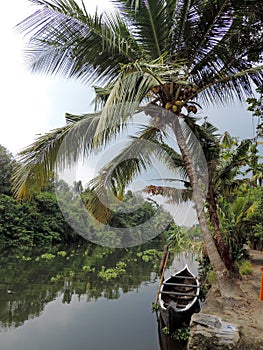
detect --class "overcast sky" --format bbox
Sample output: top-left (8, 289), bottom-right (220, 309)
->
top-left (0, 0), bottom-right (259, 227)
top-left (0, 0), bottom-right (256, 156)
top-left (0, 0), bottom-right (112, 156)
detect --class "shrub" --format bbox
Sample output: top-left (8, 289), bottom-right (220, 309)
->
top-left (238, 260), bottom-right (253, 275)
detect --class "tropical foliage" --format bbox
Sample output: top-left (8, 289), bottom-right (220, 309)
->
top-left (0, 190), bottom-right (83, 249)
top-left (0, 188), bottom-right (171, 251)
top-left (0, 145), bottom-right (173, 250)
top-left (0, 145), bottom-right (16, 195)
top-left (218, 185), bottom-right (263, 253)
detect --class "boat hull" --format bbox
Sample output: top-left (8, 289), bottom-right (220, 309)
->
top-left (158, 265), bottom-right (200, 332)
top-left (160, 298), bottom-right (200, 331)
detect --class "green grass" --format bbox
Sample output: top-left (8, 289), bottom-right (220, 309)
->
top-left (238, 260), bottom-right (253, 275)
top-left (208, 270), bottom-right (217, 284)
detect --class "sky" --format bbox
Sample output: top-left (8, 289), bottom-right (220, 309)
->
top-left (0, 0), bottom-right (258, 155)
top-left (0, 0), bottom-right (113, 156)
top-left (0, 0), bottom-right (257, 156)
top-left (0, 0), bottom-right (259, 227)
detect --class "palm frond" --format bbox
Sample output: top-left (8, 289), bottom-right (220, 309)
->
top-left (12, 112), bottom-right (103, 197)
top-left (215, 139), bottom-right (251, 184)
top-left (177, 0), bottom-right (263, 105)
top-left (87, 120), bottom-right (194, 215)
top-left (17, 0), bottom-right (139, 83)
top-left (88, 125), bottom-right (164, 195)
top-left (174, 0), bottom-right (192, 52)
top-left (196, 65), bottom-right (263, 106)
top-left (220, 131), bottom-right (236, 149)
top-left (92, 58), bottom-right (185, 148)
top-left (113, 0), bottom-right (177, 57)
top-left (144, 184), bottom-right (192, 204)
top-left (188, 0), bottom-right (232, 68)
top-left (218, 179), bottom-right (249, 197)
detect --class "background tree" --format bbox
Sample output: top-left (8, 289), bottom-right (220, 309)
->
top-left (218, 185), bottom-right (263, 253)
top-left (247, 86), bottom-right (263, 186)
top-left (0, 145), bottom-right (16, 195)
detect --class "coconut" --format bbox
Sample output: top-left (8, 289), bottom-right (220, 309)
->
top-left (165, 102), bottom-right (172, 109)
top-left (175, 100), bottom-right (184, 106)
top-left (172, 105), bottom-right (178, 112)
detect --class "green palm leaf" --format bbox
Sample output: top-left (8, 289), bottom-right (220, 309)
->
top-left (215, 139), bottom-right (251, 184)
top-left (17, 0), bottom-right (139, 83)
top-left (12, 112), bottom-right (104, 196)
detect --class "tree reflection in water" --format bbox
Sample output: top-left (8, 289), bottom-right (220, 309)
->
top-left (0, 240), bottom-right (164, 329)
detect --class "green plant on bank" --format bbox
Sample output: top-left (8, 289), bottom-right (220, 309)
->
top-left (198, 254), bottom-right (214, 300)
top-left (162, 326), bottom-right (170, 335)
top-left (207, 270), bottom-right (217, 284)
top-left (218, 185), bottom-right (263, 255)
top-left (171, 324), bottom-right (190, 341)
top-left (237, 260), bottom-right (253, 275)
top-left (163, 223), bottom-right (203, 256)
top-left (162, 324), bottom-right (190, 341)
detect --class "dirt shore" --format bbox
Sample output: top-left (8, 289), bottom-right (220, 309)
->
top-left (201, 249), bottom-right (263, 349)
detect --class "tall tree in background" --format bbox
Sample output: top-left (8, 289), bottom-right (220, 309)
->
top-left (12, 0), bottom-right (263, 296)
top-left (0, 145), bottom-right (16, 195)
top-left (247, 86), bottom-right (263, 186)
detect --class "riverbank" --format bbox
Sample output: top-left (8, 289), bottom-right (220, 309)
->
top-left (191, 249), bottom-right (263, 349)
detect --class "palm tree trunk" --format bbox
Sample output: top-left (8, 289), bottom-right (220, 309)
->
top-left (171, 117), bottom-right (241, 297)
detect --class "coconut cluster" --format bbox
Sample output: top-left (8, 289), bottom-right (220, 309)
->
top-left (151, 83), bottom-right (198, 115)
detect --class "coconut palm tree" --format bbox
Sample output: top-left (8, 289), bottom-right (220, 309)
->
top-left (142, 122), bottom-right (252, 273)
top-left (13, 0), bottom-right (263, 297)
top-left (96, 117), bottom-right (250, 274)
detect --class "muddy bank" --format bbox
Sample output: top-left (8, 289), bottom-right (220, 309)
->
top-left (188, 249), bottom-right (263, 350)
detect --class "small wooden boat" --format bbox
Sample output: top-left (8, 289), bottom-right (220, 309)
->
top-left (158, 264), bottom-right (200, 331)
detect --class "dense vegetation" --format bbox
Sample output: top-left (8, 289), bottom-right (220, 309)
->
top-left (1, 134), bottom-right (262, 257)
top-left (0, 144), bottom-right (174, 251)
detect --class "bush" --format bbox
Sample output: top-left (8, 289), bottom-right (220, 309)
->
top-left (238, 260), bottom-right (253, 275)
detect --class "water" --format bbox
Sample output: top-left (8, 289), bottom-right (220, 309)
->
top-left (0, 242), bottom-right (199, 350)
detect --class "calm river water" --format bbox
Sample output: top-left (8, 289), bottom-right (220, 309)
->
top-left (0, 241), bottom-right (199, 350)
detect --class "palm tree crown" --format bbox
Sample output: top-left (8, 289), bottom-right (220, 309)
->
top-left (14, 0), bottom-right (262, 195)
